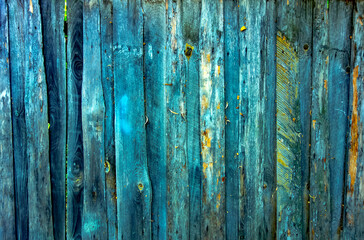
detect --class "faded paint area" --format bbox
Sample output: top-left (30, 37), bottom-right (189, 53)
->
top-left (348, 65), bottom-right (359, 194)
top-left (119, 95), bottom-right (131, 134)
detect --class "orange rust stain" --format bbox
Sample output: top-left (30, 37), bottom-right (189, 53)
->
top-left (218, 65), bottom-right (221, 75)
top-left (312, 120), bottom-right (316, 129)
top-left (201, 129), bottom-right (211, 149)
top-left (202, 162), bottom-right (208, 179)
top-left (207, 54), bottom-right (211, 63)
top-left (287, 229), bottom-right (291, 236)
top-left (217, 102), bottom-right (220, 110)
top-left (222, 177), bottom-right (225, 183)
top-left (217, 193), bottom-right (221, 201)
top-left (348, 66), bottom-right (359, 195)
top-left (237, 95), bottom-right (240, 100)
top-left (324, 79), bottom-right (328, 92)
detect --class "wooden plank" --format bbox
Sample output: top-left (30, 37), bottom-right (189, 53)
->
top-left (182, 0), bottom-right (202, 239)
top-left (0, 0), bottom-right (16, 238)
top-left (23, 0), bottom-right (54, 238)
top-left (328, 1), bottom-right (353, 239)
top-left (100, 1), bottom-right (117, 239)
top-left (276, 0), bottom-right (312, 238)
top-left (39, 0), bottom-right (67, 239)
top-left (142, 0), bottom-right (167, 239)
top-left (199, 0), bottom-right (225, 239)
top-left (262, 1), bottom-right (277, 238)
top-left (66, 0), bottom-right (84, 238)
top-left (237, 1), bottom-right (277, 238)
top-left (7, 1), bottom-right (28, 238)
top-left (224, 1), bottom-right (240, 239)
top-left (344, 1), bottom-right (364, 239)
top-left (81, 0), bottom-right (108, 239)
top-left (165, 1), bottom-right (189, 239)
top-left (310, 0), bottom-right (330, 238)
top-left (114, 1), bottom-right (152, 239)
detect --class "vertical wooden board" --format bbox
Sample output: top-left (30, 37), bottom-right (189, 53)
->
top-left (0, 0), bottom-right (16, 238)
top-left (165, 1), bottom-right (189, 239)
top-left (39, 0), bottom-right (67, 239)
top-left (262, 1), bottom-right (277, 239)
top-left (82, 1), bottom-right (107, 239)
top-left (199, 0), bottom-right (225, 239)
top-left (345, 1), bottom-right (364, 239)
top-left (23, 0), bottom-right (54, 238)
top-left (238, 1), bottom-right (274, 238)
top-left (276, 0), bottom-right (312, 238)
top-left (310, 0), bottom-right (330, 239)
top-left (114, 0), bottom-right (152, 239)
top-left (143, 0), bottom-right (167, 239)
top-left (7, 0), bottom-right (28, 238)
top-left (67, 0), bottom-right (84, 238)
top-left (224, 1), bottom-right (240, 239)
top-left (100, 1), bottom-right (117, 239)
top-left (328, 1), bottom-right (353, 239)
top-left (181, 1), bottom-right (202, 239)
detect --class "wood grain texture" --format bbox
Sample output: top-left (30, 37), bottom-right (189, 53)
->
top-left (143, 0), bottom-right (167, 239)
top-left (100, 1), bottom-right (117, 239)
top-left (199, 0), bottom-right (225, 239)
top-left (67, 0), bottom-right (84, 238)
top-left (114, 1), bottom-right (152, 239)
top-left (82, 0), bottom-right (108, 239)
top-left (182, 1), bottom-right (202, 239)
top-left (23, 0), bottom-right (54, 238)
top-left (39, 0), bottom-right (67, 239)
top-left (0, 1), bottom-right (16, 238)
top-left (224, 1), bottom-right (240, 239)
top-left (345, 1), bottom-right (364, 239)
top-left (7, 0), bottom-right (29, 238)
top-left (328, 2), bottom-right (353, 239)
top-left (310, 0), bottom-right (330, 238)
top-left (165, 1), bottom-right (189, 239)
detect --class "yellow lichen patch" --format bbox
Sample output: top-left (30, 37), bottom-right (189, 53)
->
top-left (312, 120), bottom-right (316, 129)
top-left (138, 182), bottom-right (144, 192)
top-left (201, 129), bottom-right (211, 149)
top-left (348, 65), bottom-right (359, 195)
top-left (276, 31), bottom-right (298, 194)
top-left (218, 65), bottom-right (221, 75)
top-left (201, 95), bottom-right (209, 113)
top-left (237, 95), bottom-right (240, 100)
top-left (185, 43), bottom-right (194, 61)
top-left (217, 102), bottom-right (220, 110)
top-left (240, 26), bottom-right (246, 32)
top-left (324, 79), bottom-right (328, 92)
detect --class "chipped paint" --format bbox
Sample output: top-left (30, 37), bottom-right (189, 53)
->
top-left (30, 0), bottom-right (33, 13)
top-left (348, 66), bottom-right (359, 195)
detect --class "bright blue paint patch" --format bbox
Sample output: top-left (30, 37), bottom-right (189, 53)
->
top-left (120, 95), bottom-right (132, 134)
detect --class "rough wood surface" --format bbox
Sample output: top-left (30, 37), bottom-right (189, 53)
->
top-left (0, 1), bottom-right (16, 238)
top-left (114, 1), bottom-right (152, 239)
top-left (66, 0), bottom-right (84, 238)
top-left (7, 0), bottom-right (29, 238)
top-left (24, 0), bottom-right (54, 238)
top-left (199, 0), bottom-right (225, 239)
top-left (39, 0), bottom-right (67, 239)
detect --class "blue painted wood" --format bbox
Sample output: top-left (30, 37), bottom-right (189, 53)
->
top-left (165, 1), bottom-right (189, 239)
top-left (0, 0), bottom-right (16, 238)
top-left (66, 0), bottom-right (84, 238)
top-left (82, 0), bottom-right (108, 239)
top-left (328, 2), bottom-right (353, 239)
top-left (345, 1), bottom-right (364, 239)
top-left (100, 1), bottom-right (117, 239)
top-left (182, 0), bottom-right (202, 239)
top-left (23, 0), bottom-right (54, 238)
top-left (143, 1), bottom-right (167, 239)
top-left (199, 0), bottom-right (225, 239)
top-left (224, 1), bottom-right (240, 239)
top-left (39, 0), bottom-right (67, 239)
top-left (114, 0), bottom-right (152, 239)
top-left (7, 0), bottom-right (29, 238)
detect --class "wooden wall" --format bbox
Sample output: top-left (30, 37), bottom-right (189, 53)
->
top-left (0, 0), bottom-right (363, 239)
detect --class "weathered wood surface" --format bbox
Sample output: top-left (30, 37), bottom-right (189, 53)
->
top-left (3, 0), bottom-right (364, 239)
top-left (39, 0), bottom-right (67, 239)
top-left (66, 0), bottom-right (84, 238)
top-left (0, 0), bottom-right (16, 238)
top-left (24, 0), bottom-right (54, 238)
